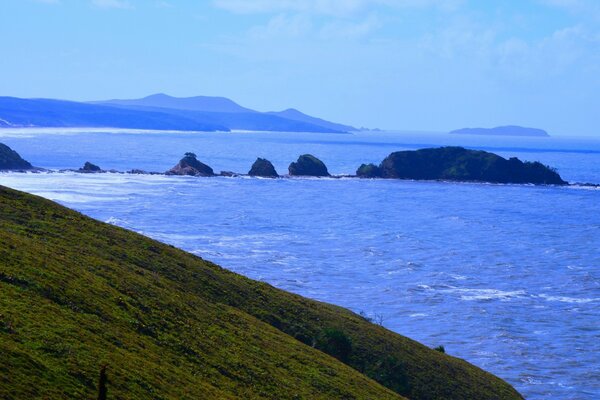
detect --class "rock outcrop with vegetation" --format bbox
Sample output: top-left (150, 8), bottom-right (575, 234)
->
top-left (0, 185), bottom-right (523, 400)
top-left (356, 163), bottom-right (381, 178)
top-left (0, 143), bottom-right (33, 170)
top-left (166, 152), bottom-right (214, 177)
top-left (371, 146), bottom-right (566, 185)
top-left (288, 154), bottom-right (330, 177)
top-left (249, 158), bottom-right (279, 177)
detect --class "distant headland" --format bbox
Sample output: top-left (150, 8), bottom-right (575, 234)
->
top-left (0, 94), bottom-right (357, 134)
top-left (450, 126), bottom-right (550, 137)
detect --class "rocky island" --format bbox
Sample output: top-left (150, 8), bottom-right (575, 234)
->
top-left (249, 157), bottom-right (279, 177)
top-left (450, 126), bottom-right (550, 137)
top-left (166, 152), bottom-right (215, 177)
top-left (1, 144), bottom-right (568, 186)
top-left (78, 161), bottom-right (102, 173)
top-left (289, 154), bottom-right (330, 177)
top-left (0, 143), bottom-right (34, 170)
top-left (357, 146), bottom-right (566, 185)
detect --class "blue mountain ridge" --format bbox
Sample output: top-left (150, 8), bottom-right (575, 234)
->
top-left (0, 94), bottom-right (357, 133)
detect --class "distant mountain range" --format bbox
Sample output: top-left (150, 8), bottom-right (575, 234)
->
top-left (0, 94), bottom-right (357, 133)
top-left (450, 126), bottom-right (550, 137)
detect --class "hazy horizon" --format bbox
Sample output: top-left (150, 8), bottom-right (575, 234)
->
top-left (1, 0), bottom-right (599, 135)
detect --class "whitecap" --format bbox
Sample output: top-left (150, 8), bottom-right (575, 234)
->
top-left (538, 294), bottom-right (598, 304)
top-left (450, 288), bottom-right (527, 301)
top-left (105, 217), bottom-right (130, 227)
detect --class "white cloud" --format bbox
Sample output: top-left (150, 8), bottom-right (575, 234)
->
top-left (248, 12), bottom-right (381, 39)
top-left (91, 0), bottom-right (133, 9)
top-left (539, 0), bottom-right (600, 19)
top-left (213, 0), bottom-right (462, 16)
top-left (249, 13), bottom-right (313, 38)
top-left (320, 14), bottom-right (382, 38)
top-left (214, 0), bottom-right (364, 16)
top-left (155, 0), bottom-right (173, 8)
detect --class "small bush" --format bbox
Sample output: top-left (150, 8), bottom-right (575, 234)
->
top-left (315, 328), bottom-right (352, 363)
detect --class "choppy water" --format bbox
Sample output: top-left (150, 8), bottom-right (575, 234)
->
top-left (1, 129), bottom-right (599, 399)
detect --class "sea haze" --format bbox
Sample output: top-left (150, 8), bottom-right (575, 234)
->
top-left (1, 130), bottom-right (599, 400)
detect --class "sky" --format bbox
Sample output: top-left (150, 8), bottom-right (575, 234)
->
top-left (0, 0), bottom-right (599, 135)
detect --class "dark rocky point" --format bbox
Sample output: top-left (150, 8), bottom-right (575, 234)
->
top-left (0, 143), bottom-right (33, 170)
top-left (374, 146), bottom-right (566, 185)
top-left (356, 163), bottom-right (381, 178)
top-left (249, 158), bottom-right (279, 178)
top-left (166, 152), bottom-right (214, 177)
top-left (79, 161), bottom-right (102, 173)
top-left (288, 154), bottom-right (329, 177)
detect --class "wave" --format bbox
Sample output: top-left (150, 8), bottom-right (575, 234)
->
top-left (451, 288), bottom-right (528, 301)
top-left (537, 294), bottom-right (599, 304)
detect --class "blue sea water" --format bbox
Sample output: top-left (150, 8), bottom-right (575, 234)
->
top-left (1, 129), bottom-right (599, 399)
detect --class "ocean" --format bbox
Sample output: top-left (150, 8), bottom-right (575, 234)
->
top-left (1, 128), bottom-right (599, 399)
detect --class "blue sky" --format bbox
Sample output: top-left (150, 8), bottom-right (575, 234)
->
top-left (1, 0), bottom-right (598, 135)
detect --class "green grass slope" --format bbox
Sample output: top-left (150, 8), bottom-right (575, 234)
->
top-left (0, 186), bottom-right (523, 400)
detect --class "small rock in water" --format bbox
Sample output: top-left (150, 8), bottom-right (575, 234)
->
top-left (166, 152), bottom-right (215, 177)
top-left (78, 161), bottom-right (102, 173)
top-left (356, 163), bottom-right (381, 178)
top-left (288, 154), bottom-right (329, 177)
top-left (249, 158), bottom-right (278, 178)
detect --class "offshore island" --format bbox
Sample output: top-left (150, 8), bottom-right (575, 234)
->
top-left (450, 126), bottom-right (550, 137)
top-left (1, 142), bottom-right (566, 185)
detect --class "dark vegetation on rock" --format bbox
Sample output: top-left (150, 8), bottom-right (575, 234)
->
top-left (248, 158), bottom-right (279, 177)
top-left (78, 161), bottom-right (102, 173)
top-left (356, 163), bottom-right (381, 178)
top-left (166, 152), bottom-right (214, 177)
top-left (0, 186), bottom-right (523, 400)
top-left (288, 154), bottom-right (330, 177)
top-left (367, 147), bottom-right (566, 185)
top-left (0, 143), bottom-right (33, 170)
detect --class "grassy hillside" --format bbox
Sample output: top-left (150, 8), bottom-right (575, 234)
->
top-left (0, 186), bottom-right (523, 400)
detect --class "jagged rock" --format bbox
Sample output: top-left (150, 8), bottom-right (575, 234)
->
top-left (78, 162), bottom-right (102, 173)
top-left (249, 158), bottom-right (278, 178)
top-left (378, 146), bottom-right (567, 185)
top-left (288, 154), bottom-right (329, 177)
top-left (356, 163), bottom-right (381, 178)
top-left (0, 143), bottom-right (33, 170)
top-left (166, 152), bottom-right (214, 177)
